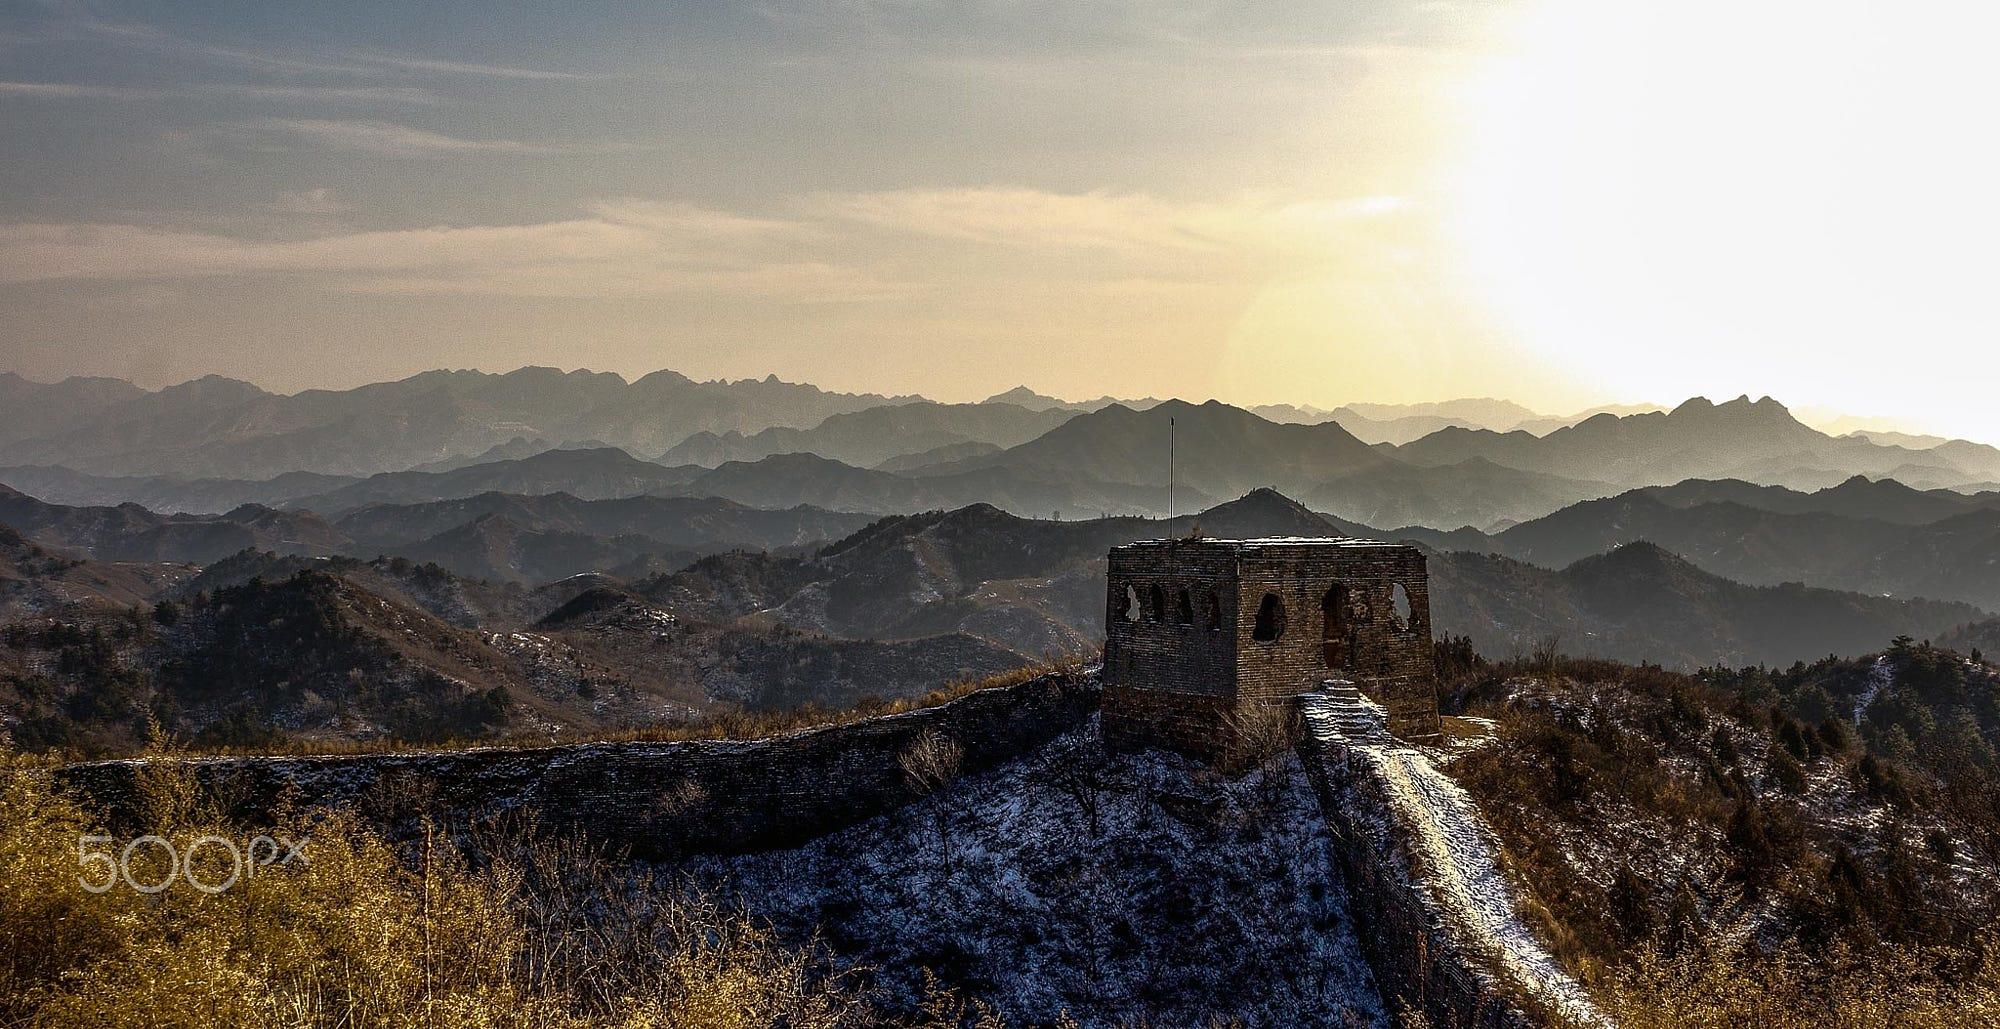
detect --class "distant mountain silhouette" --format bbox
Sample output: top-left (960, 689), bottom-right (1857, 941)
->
top-left (0, 482), bottom-right (346, 564)
top-left (5, 366), bottom-right (1998, 530)
top-left (1846, 429), bottom-right (1953, 450)
top-left (1328, 411), bottom-right (1482, 446)
top-left (658, 401), bottom-right (1076, 468)
top-left (1394, 395), bottom-right (1995, 489)
top-left (981, 386), bottom-right (1084, 411)
top-left (0, 366), bottom-right (924, 479)
top-left (1246, 402), bottom-right (1338, 425)
top-left (287, 447), bottom-right (701, 514)
top-left (922, 399), bottom-right (1390, 502)
top-left (1409, 479), bottom-right (2000, 611)
top-left (1640, 475), bottom-right (2000, 526)
top-left (401, 436), bottom-right (621, 474)
top-left (0, 522), bottom-right (188, 614)
top-left (0, 373), bottom-right (146, 447)
top-left (0, 478), bottom-right (872, 584)
top-left (1251, 398), bottom-right (1667, 442)
top-left (642, 488), bottom-right (1969, 668)
top-left (382, 513), bottom-right (693, 585)
top-left (873, 441), bottom-right (1002, 473)
top-left (640, 488), bottom-right (1364, 652)
top-left (1307, 457), bottom-right (1615, 531)
top-left (0, 465), bottom-right (358, 514)
top-left (661, 451), bottom-right (1211, 518)
top-left (363, 494), bottom-right (846, 584)
top-left (1429, 542), bottom-right (1985, 668)
top-left (1342, 397), bottom-right (1543, 427)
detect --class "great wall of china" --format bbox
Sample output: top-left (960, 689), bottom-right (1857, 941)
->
top-left (51, 537), bottom-right (1596, 1026)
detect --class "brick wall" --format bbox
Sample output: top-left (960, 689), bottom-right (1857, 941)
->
top-left (1297, 734), bottom-right (1541, 1028)
top-left (1236, 544), bottom-right (1439, 741)
top-left (1105, 538), bottom-right (1443, 756)
top-left (1103, 543), bottom-right (1238, 757)
top-left (54, 672), bottom-right (1100, 859)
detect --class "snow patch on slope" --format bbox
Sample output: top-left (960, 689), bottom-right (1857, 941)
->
top-left (685, 719), bottom-right (1387, 1027)
top-left (1854, 654), bottom-right (1894, 727)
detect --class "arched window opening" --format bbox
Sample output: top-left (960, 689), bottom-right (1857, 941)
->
top-left (1176, 587), bottom-right (1194, 625)
top-left (1148, 585), bottom-right (1165, 623)
top-left (1252, 593), bottom-right (1286, 642)
top-left (1392, 582), bottom-right (1414, 632)
top-left (1207, 591), bottom-right (1223, 631)
top-left (1120, 585), bottom-right (1142, 623)
top-left (1321, 583), bottom-right (1349, 667)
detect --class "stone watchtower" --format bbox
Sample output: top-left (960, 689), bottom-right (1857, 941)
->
top-left (1101, 536), bottom-right (1442, 757)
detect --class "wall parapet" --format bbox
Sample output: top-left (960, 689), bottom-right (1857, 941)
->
top-left (1298, 731), bottom-right (1558, 1028)
top-left (54, 671), bottom-right (1100, 858)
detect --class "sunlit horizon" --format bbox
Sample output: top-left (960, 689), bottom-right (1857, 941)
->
top-left (3, 0), bottom-right (1995, 444)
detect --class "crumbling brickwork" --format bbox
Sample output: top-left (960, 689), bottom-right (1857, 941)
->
top-left (55, 672), bottom-right (1099, 859)
top-left (1103, 537), bottom-right (1441, 756)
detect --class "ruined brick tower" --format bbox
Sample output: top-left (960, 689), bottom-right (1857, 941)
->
top-left (1101, 536), bottom-right (1442, 757)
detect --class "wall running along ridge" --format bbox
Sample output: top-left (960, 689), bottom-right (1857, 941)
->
top-left (1298, 688), bottom-right (1603, 1028)
top-left (53, 672), bottom-right (1100, 858)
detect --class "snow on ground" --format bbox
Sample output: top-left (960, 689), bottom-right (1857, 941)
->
top-left (682, 717), bottom-right (1387, 1028)
top-left (1301, 690), bottom-right (1604, 1027)
top-left (1853, 655), bottom-right (1893, 727)
top-left (1364, 746), bottom-right (1604, 1026)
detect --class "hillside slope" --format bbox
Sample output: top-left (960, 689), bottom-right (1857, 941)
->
top-left (1447, 644), bottom-right (2000, 1023)
top-left (697, 718), bottom-right (1388, 1026)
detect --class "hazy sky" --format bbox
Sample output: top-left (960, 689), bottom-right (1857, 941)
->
top-left (2, 1), bottom-right (1996, 440)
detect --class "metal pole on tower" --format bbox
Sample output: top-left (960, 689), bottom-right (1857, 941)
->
top-left (1168, 415), bottom-right (1176, 520)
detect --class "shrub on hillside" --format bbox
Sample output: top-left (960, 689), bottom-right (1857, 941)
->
top-left (0, 757), bottom-right (979, 1028)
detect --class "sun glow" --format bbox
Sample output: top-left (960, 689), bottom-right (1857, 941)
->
top-left (1449, 0), bottom-right (2000, 441)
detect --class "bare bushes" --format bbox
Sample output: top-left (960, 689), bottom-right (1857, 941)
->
top-left (1599, 938), bottom-right (2000, 1029)
top-left (0, 757), bottom-right (975, 1028)
top-left (901, 729), bottom-right (966, 873)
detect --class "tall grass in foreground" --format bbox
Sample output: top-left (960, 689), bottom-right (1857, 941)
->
top-left (1596, 940), bottom-right (2000, 1028)
top-left (0, 757), bottom-right (995, 1028)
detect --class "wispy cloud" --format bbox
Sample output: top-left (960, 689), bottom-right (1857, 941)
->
top-left (0, 80), bottom-right (140, 98)
top-left (0, 201), bottom-right (897, 301)
top-left (57, 13), bottom-right (595, 83)
top-left (265, 188), bottom-right (347, 216)
top-left (345, 53), bottom-right (596, 82)
top-left (203, 84), bottom-right (444, 105)
top-left (208, 118), bottom-right (642, 157)
top-left (0, 185), bottom-right (1402, 302)
top-left (821, 186), bottom-right (1410, 259)
top-left (0, 80), bottom-right (443, 105)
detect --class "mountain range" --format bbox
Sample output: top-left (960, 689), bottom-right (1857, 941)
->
top-left (1393, 395), bottom-right (2000, 489)
top-left (5, 363), bottom-right (2000, 681)
top-left (639, 489), bottom-right (1982, 669)
top-left (0, 367), bottom-right (924, 479)
top-left (2, 472), bottom-right (1989, 754)
top-left (0, 482), bottom-right (872, 584)
top-left (5, 368), bottom-right (1998, 535)
top-left (659, 401), bottom-right (1077, 469)
top-left (1394, 476), bottom-right (2000, 611)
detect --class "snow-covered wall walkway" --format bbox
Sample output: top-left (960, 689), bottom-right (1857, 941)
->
top-left (1299, 687), bottom-right (1606, 1028)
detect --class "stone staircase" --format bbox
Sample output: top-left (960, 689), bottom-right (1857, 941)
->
top-left (1299, 679), bottom-right (1389, 747)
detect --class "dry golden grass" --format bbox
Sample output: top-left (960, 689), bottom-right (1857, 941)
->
top-left (1599, 940), bottom-right (2000, 1029)
top-left (0, 754), bottom-right (996, 1028)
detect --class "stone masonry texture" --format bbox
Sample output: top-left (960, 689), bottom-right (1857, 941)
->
top-left (54, 672), bottom-right (1099, 859)
top-left (1103, 537), bottom-right (1443, 757)
top-left (1298, 733), bottom-right (1539, 1029)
